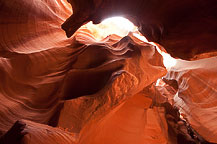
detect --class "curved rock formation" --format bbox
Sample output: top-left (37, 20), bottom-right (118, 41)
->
top-left (62, 0), bottom-right (217, 60)
top-left (0, 0), bottom-right (217, 144)
top-left (164, 57), bottom-right (217, 143)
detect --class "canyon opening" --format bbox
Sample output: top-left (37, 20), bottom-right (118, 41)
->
top-left (0, 0), bottom-right (217, 144)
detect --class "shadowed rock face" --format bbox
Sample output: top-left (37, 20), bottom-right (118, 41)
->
top-left (0, 0), bottom-right (217, 144)
top-left (62, 0), bottom-right (217, 59)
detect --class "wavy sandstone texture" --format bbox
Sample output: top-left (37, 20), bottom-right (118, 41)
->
top-left (0, 0), bottom-right (217, 144)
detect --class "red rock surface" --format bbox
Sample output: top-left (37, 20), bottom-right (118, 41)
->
top-left (0, 0), bottom-right (217, 144)
top-left (164, 57), bottom-right (217, 143)
top-left (62, 0), bottom-right (217, 60)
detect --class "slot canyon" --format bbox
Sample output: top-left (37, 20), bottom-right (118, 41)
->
top-left (0, 0), bottom-right (217, 144)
